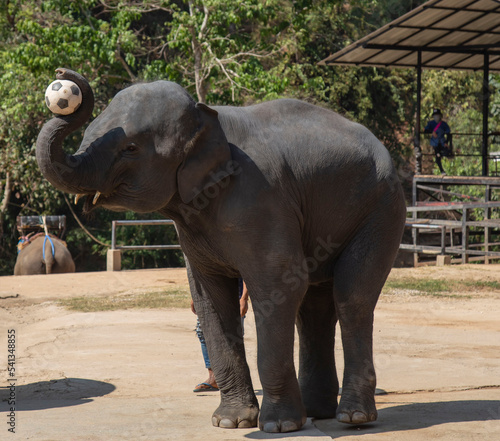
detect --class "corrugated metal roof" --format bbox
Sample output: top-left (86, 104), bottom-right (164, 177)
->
top-left (319, 0), bottom-right (500, 71)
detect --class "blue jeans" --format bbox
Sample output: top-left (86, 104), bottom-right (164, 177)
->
top-left (195, 318), bottom-right (211, 369)
top-left (196, 317), bottom-right (245, 370)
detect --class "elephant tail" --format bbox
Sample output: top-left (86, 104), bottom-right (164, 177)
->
top-left (42, 235), bottom-right (56, 274)
top-left (44, 255), bottom-right (53, 274)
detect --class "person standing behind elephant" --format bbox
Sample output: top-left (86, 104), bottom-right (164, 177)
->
top-left (192, 280), bottom-right (248, 392)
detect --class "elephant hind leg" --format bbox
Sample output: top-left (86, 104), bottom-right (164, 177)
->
top-left (333, 202), bottom-right (405, 425)
top-left (297, 281), bottom-right (339, 419)
top-left (51, 245), bottom-right (75, 274)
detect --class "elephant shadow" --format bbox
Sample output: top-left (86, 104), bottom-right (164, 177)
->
top-left (0, 378), bottom-right (115, 411)
top-left (309, 399), bottom-right (500, 439)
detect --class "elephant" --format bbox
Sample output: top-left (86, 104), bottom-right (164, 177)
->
top-left (14, 234), bottom-right (75, 275)
top-left (36, 68), bottom-right (406, 433)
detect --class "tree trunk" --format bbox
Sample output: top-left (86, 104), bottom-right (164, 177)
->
top-left (189, 0), bottom-right (209, 103)
top-left (0, 171), bottom-right (12, 239)
top-left (191, 37), bottom-right (206, 103)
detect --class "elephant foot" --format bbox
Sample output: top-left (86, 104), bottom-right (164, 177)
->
top-left (304, 396), bottom-right (338, 419)
top-left (212, 402), bottom-right (259, 429)
top-left (258, 399), bottom-right (307, 433)
top-left (336, 393), bottom-right (377, 425)
top-left (300, 379), bottom-right (339, 419)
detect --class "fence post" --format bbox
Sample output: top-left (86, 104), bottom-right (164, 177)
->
top-left (107, 249), bottom-right (122, 271)
top-left (461, 208), bottom-right (469, 264)
top-left (107, 220), bottom-right (121, 271)
top-left (436, 254), bottom-right (451, 266)
top-left (412, 225), bottom-right (419, 267)
top-left (485, 186), bottom-right (491, 264)
top-left (440, 225), bottom-right (446, 255)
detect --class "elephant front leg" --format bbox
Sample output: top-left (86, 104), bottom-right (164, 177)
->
top-left (189, 270), bottom-right (259, 429)
top-left (252, 281), bottom-right (308, 433)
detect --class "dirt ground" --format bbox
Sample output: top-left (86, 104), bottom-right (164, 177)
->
top-left (0, 265), bottom-right (499, 440)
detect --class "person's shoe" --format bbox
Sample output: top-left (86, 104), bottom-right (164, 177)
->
top-left (441, 172), bottom-right (447, 176)
top-left (193, 382), bottom-right (219, 392)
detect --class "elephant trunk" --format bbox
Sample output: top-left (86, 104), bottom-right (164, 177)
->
top-left (36, 68), bottom-right (95, 194)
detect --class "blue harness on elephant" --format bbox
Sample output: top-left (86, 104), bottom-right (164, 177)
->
top-left (42, 234), bottom-right (56, 261)
top-left (17, 238), bottom-right (27, 254)
top-left (18, 232), bottom-right (64, 257)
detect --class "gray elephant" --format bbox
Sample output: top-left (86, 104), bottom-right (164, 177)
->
top-left (14, 234), bottom-right (75, 275)
top-left (36, 69), bottom-right (406, 432)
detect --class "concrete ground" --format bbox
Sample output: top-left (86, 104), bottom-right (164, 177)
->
top-left (0, 265), bottom-right (499, 440)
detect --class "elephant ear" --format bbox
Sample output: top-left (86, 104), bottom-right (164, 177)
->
top-left (177, 103), bottom-right (233, 204)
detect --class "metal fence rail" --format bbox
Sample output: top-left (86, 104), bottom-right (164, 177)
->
top-left (402, 199), bottom-right (500, 266)
top-left (110, 219), bottom-right (182, 251)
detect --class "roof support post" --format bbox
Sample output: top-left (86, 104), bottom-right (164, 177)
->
top-left (414, 51), bottom-right (423, 175)
top-left (482, 52), bottom-right (490, 176)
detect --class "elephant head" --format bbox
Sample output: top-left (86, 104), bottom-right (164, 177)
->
top-left (36, 69), bottom-right (233, 213)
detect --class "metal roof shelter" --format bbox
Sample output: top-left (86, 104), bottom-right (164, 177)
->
top-left (319, 0), bottom-right (500, 176)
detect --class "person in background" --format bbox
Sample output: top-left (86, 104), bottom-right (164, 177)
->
top-left (192, 279), bottom-right (248, 392)
top-left (424, 108), bottom-right (452, 175)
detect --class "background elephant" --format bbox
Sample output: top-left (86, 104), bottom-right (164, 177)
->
top-left (14, 234), bottom-right (75, 275)
top-left (36, 69), bottom-right (406, 433)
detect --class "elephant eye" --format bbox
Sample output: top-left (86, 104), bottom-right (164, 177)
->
top-left (124, 143), bottom-right (138, 153)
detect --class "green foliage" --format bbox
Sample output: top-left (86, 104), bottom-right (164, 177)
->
top-left (0, 0), bottom-right (183, 273)
top-left (0, 0), bottom-right (498, 273)
top-left (420, 69), bottom-right (500, 178)
top-left (418, 69), bottom-right (500, 207)
top-left (261, 0), bottom-right (418, 161)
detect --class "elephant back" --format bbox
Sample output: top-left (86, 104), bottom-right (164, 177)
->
top-left (15, 233), bottom-right (74, 275)
top-left (17, 232), bottom-right (68, 253)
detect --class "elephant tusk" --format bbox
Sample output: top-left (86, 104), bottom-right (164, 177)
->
top-left (74, 194), bottom-right (84, 204)
top-left (93, 191), bottom-right (101, 205)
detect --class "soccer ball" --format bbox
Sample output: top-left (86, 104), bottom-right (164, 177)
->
top-left (45, 80), bottom-right (82, 115)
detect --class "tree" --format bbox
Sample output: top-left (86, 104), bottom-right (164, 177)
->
top-left (97, 0), bottom-right (285, 103)
top-left (263, 0), bottom-right (418, 161)
top-left (0, 0), bottom-right (285, 273)
top-left (169, 0), bottom-right (280, 103)
top-left (0, 0), bottom-right (176, 273)
top-left (2, 0), bottom-right (493, 273)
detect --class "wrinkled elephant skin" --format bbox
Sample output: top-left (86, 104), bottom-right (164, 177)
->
top-left (36, 69), bottom-right (406, 432)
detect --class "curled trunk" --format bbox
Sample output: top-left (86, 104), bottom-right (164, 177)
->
top-left (36, 68), bottom-right (95, 194)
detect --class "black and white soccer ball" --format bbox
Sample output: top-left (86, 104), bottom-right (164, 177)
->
top-left (45, 80), bottom-right (82, 115)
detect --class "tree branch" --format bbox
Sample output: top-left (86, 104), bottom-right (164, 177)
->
top-left (80, 5), bottom-right (96, 31)
top-left (205, 45), bottom-right (253, 101)
top-left (99, 0), bottom-right (173, 14)
top-left (188, 1), bottom-right (209, 102)
top-left (116, 46), bottom-right (137, 81)
top-left (198, 2), bottom-right (209, 41)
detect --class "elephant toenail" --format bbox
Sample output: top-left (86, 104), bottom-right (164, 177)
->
top-left (281, 421), bottom-right (299, 432)
top-left (336, 412), bottom-right (351, 424)
top-left (263, 422), bottom-right (280, 433)
top-left (219, 418), bottom-right (237, 428)
top-left (212, 416), bottom-right (219, 427)
top-left (238, 419), bottom-right (254, 428)
top-left (351, 411), bottom-right (368, 424)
